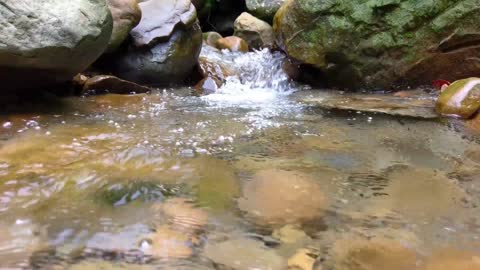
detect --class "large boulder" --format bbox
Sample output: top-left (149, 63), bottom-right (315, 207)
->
top-left (106, 0), bottom-right (142, 52)
top-left (0, 0), bottom-right (113, 91)
top-left (114, 0), bottom-right (202, 85)
top-left (234, 12), bottom-right (274, 49)
top-left (246, 0), bottom-right (285, 22)
top-left (274, 0), bottom-right (480, 90)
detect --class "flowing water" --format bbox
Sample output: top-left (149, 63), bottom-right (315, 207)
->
top-left (1, 47), bottom-right (480, 269)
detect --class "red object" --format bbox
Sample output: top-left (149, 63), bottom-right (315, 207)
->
top-left (433, 80), bottom-right (451, 90)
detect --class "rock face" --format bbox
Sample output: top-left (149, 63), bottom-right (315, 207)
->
top-left (274, 0), bottom-right (480, 90)
top-left (246, 0), bottom-right (285, 22)
top-left (234, 12), bottom-right (274, 49)
top-left (436, 78), bottom-right (480, 119)
top-left (0, 0), bottom-right (113, 91)
top-left (106, 0), bottom-right (142, 52)
top-left (114, 0), bottom-right (202, 85)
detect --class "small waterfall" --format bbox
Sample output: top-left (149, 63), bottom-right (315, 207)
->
top-left (199, 45), bottom-right (297, 106)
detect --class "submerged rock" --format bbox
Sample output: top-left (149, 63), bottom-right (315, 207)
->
top-left (155, 198), bottom-right (208, 233)
top-left (141, 225), bottom-right (193, 259)
top-left (216, 36), bottom-right (250, 53)
top-left (83, 75), bottom-right (152, 94)
top-left (114, 0), bottom-right (202, 85)
top-left (246, 0), bottom-right (285, 22)
top-left (329, 236), bottom-right (417, 270)
top-left (297, 90), bottom-right (438, 119)
top-left (288, 248), bottom-right (319, 270)
top-left (436, 78), bottom-right (480, 119)
top-left (0, 0), bottom-right (113, 91)
top-left (422, 249), bottom-right (480, 270)
top-left (203, 236), bottom-right (285, 270)
top-left (106, 0), bottom-right (142, 52)
top-left (238, 169), bottom-right (328, 226)
top-left (274, 0), bottom-right (480, 89)
top-left (234, 12), bottom-right (275, 49)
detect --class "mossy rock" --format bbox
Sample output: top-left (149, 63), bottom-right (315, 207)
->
top-left (274, 0), bottom-right (480, 89)
top-left (436, 78), bottom-right (480, 119)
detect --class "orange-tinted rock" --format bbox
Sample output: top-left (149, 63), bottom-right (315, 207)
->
top-left (422, 249), bottom-right (480, 270)
top-left (198, 57), bottom-right (232, 81)
top-left (203, 32), bottom-right (223, 48)
top-left (238, 169), bottom-right (328, 226)
top-left (83, 75), bottom-right (152, 94)
top-left (216, 36), bottom-right (249, 52)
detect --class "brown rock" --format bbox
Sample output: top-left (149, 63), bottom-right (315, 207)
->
top-left (423, 249), bottom-right (480, 270)
top-left (194, 76), bottom-right (222, 96)
top-left (141, 225), bottom-right (193, 259)
top-left (203, 32), bottom-right (223, 48)
top-left (234, 12), bottom-right (274, 49)
top-left (106, 0), bottom-right (142, 52)
top-left (238, 169), bottom-right (328, 226)
top-left (158, 198), bottom-right (208, 233)
top-left (83, 75), bottom-right (152, 94)
top-left (216, 36), bottom-right (249, 53)
top-left (330, 236), bottom-right (417, 270)
top-left (198, 57), bottom-right (232, 81)
top-left (288, 248), bottom-right (319, 270)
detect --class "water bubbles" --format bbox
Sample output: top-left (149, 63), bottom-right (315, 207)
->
top-left (2, 121), bottom-right (12, 128)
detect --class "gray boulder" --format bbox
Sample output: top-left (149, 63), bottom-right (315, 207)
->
top-left (114, 0), bottom-right (202, 85)
top-left (234, 12), bottom-right (274, 49)
top-left (0, 0), bottom-right (113, 90)
top-left (246, 0), bottom-right (285, 22)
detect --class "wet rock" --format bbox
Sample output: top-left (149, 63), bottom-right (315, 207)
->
top-left (272, 225), bottom-right (310, 244)
top-left (288, 248), bottom-right (319, 270)
top-left (329, 236), bottom-right (417, 270)
top-left (238, 169), bottom-right (328, 226)
top-left (155, 198), bottom-right (208, 233)
top-left (83, 75), bottom-right (152, 95)
top-left (198, 56), bottom-right (233, 81)
top-left (216, 36), bottom-right (250, 53)
top-left (141, 225), bottom-right (193, 259)
top-left (297, 90), bottom-right (438, 119)
top-left (246, 0), bottom-right (285, 22)
top-left (114, 0), bottom-right (202, 85)
top-left (194, 77), bottom-right (221, 96)
top-left (436, 78), bottom-right (480, 119)
top-left (72, 74), bottom-right (90, 91)
top-left (234, 12), bottom-right (275, 49)
top-left (0, 0), bottom-right (113, 91)
top-left (106, 0), bottom-right (142, 52)
top-left (203, 32), bottom-right (223, 48)
top-left (422, 249), bottom-right (480, 270)
top-left (203, 236), bottom-right (285, 270)
top-left (274, 0), bottom-right (480, 89)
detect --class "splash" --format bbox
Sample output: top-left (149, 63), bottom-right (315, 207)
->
top-left (199, 46), bottom-right (296, 107)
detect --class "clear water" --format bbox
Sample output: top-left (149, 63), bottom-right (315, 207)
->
top-left (0, 48), bottom-right (480, 269)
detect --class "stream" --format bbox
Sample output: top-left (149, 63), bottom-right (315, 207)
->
top-left (0, 48), bottom-right (479, 269)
